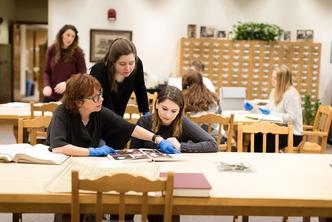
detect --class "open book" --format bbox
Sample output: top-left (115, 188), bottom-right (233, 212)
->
top-left (108, 148), bottom-right (184, 162)
top-left (0, 144), bottom-right (69, 165)
top-left (245, 113), bottom-right (283, 123)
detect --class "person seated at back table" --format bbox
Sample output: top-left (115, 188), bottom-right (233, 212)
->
top-left (182, 68), bottom-right (222, 141)
top-left (168, 59), bottom-right (216, 93)
top-left (243, 64), bottom-right (303, 152)
top-left (130, 85), bottom-right (217, 222)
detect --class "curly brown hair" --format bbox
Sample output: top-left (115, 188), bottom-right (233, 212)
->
top-left (103, 38), bottom-right (137, 93)
top-left (152, 86), bottom-right (185, 138)
top-left (62, 74), bottom-right (101, 114)
top-left (55, 24), bottom-right (81, 63)
top-left (182, 69), bottom-right (219, 112)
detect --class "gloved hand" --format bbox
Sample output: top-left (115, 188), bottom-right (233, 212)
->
top-left (159, 140), bottom-right (181, 154)
top-left (143, 111), bottom-right (151, 116)
top-left (259, 107), bottom-right (271, 115)
top-left (244, 102), bottom-right (253, 111)
top-left (88, 145), bottom-right (116, 157)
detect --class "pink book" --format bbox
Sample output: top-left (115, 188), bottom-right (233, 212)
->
top-left (160, 172), bottom-right (212, 197)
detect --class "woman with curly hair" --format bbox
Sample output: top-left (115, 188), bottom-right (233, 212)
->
top-left (43, 24), bottom-right (86, 102)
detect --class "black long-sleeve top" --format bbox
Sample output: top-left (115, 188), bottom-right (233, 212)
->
top-left (90, 57), bottom-right (149, 117)
top-left (47, 105), bottom-right (135, 150)
top-left (130, 115), bottom-right (218, 153)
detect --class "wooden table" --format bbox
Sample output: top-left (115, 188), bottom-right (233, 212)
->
top-left (0, 152), bottom-right (332, 217)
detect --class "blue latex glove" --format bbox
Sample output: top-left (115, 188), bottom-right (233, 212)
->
top-left (244, 102), bottom-right (253, 111)
top-left (143, 111), bottom-right (151, 116)
top-left (158, 140), bottom-right (180, 154)
top-left (259, 107), bottom-right (271, 115)
top-left (88, 145), bottom-right (116, 157)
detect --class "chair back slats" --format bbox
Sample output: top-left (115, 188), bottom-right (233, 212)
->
top-left (30, 101), bottom-right (58, 118)
top-left (71, 171), bottom-right (174, 222)
top-left (189, 113), bottom-right (234, 152)
top-left (124, 104), bottom-right (141, 124)
top-left (17, 116), bottom-right (52, 145)
top-left (238, 121), bottom-right (293, 153)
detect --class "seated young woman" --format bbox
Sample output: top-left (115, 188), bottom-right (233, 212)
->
top-left (182, 68), bottom-right (221, 140)
top-left (244, 64), bottom-right (303, 152)
top-left (130, 85), bottom-right (218, 153)
top-left (46, 73), bottom-right (177, 157)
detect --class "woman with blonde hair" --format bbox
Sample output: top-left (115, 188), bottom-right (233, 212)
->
top-left (245, 64), bottom-right (303, 152)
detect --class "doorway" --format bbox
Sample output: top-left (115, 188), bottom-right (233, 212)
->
top-left (12, 23), bottom-right (47, 102)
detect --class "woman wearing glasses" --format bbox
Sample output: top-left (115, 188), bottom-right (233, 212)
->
top-left (90, 38), bottom-right (150, 117)
top-left (46, 74), bottom-right (177, 157)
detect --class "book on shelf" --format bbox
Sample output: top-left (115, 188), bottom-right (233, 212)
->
top-left (160, 172), bottom-right (212, 197)
top-left (245, 113), bottom-right (283, 123)
top-left (108, 148), bottom-right (184, 162)
top-left (0, 144), bottom-right (69, 165)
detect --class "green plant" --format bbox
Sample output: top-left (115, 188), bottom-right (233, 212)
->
top-left (303, 94), bottom-right (321, 125)
top-left (232, 22), bottom-right (283, 41)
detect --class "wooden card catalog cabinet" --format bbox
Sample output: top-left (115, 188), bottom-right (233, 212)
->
top-left (178, 38), bottom-right (321, 101)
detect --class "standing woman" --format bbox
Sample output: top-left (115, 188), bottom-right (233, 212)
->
top-left (90, 38), bottom-right (150, 117)
top-left (43, 24), bottom-right (87, 102)
top-left (130, 85), bottom-right (217, 153)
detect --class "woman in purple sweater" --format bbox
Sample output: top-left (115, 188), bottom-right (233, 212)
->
top-left (43, 24), bottom-right (86, 102)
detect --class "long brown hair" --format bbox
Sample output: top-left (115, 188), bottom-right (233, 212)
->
top-left (273, 64), bottom-right (294, 105)
top-left (182, 69), bottom-right (219, 112)
top-left (152, 86), bottom-right (185, 138)
top-left (55, 24), bottom-right (81, 63)
top-left (62, 74), bottom-right (101, 114)
top-left (103, 38), bottom-right (137, 92)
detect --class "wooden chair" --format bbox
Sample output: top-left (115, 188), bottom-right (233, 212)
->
top-left (298, 105), bottom-right (332, 153)
top-left (30, 101), bottom-right (58, 140)
top-left (237, 121), bottom-right (293, 222)
top-left (189, 113), bottom-right (234, 152)
top-left (147, 92), bottom-right (158, 112)
top-left (237, 121), bottom-right (293, 153)
top-left (17, 116), bottom-right (52, 145)
top-left (124, 104), bottom-right (142, 124)
top-left (30, 101), bottom-right (58, 118)
top-left (71, 171), bottom-right (174, 222)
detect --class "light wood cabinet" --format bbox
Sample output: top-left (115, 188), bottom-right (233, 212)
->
top-left (178, 38), bottom-right (321, 102)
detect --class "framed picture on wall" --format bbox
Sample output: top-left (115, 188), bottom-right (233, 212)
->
top-left (187, 24), bottom-right (197, 38)
top-left (90, 29), bottom-right (132, 62)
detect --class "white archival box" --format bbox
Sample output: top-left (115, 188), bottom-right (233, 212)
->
top-left (220, 87), bottom-right (246, 111)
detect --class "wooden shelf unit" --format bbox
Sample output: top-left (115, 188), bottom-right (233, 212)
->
top-left (178, 38), bottom-right (321, 101)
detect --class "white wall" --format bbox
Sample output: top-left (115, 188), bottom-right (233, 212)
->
top-left (48, 0), bottom-right (332, 104)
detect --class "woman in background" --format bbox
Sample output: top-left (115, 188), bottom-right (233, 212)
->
top-left (130, 85), bottom-right (217, 153)
top-left (90, 38), bottom-right (150, 117)
top-left (182, 69), bottom-right (221, 140)
top-left (43, 24), bottom-right (86, 102)
top-left (245, 64), bottom-right (303, 152)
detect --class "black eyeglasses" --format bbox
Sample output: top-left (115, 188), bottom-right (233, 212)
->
top-left (86, 88), bottom-right (103, 103)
